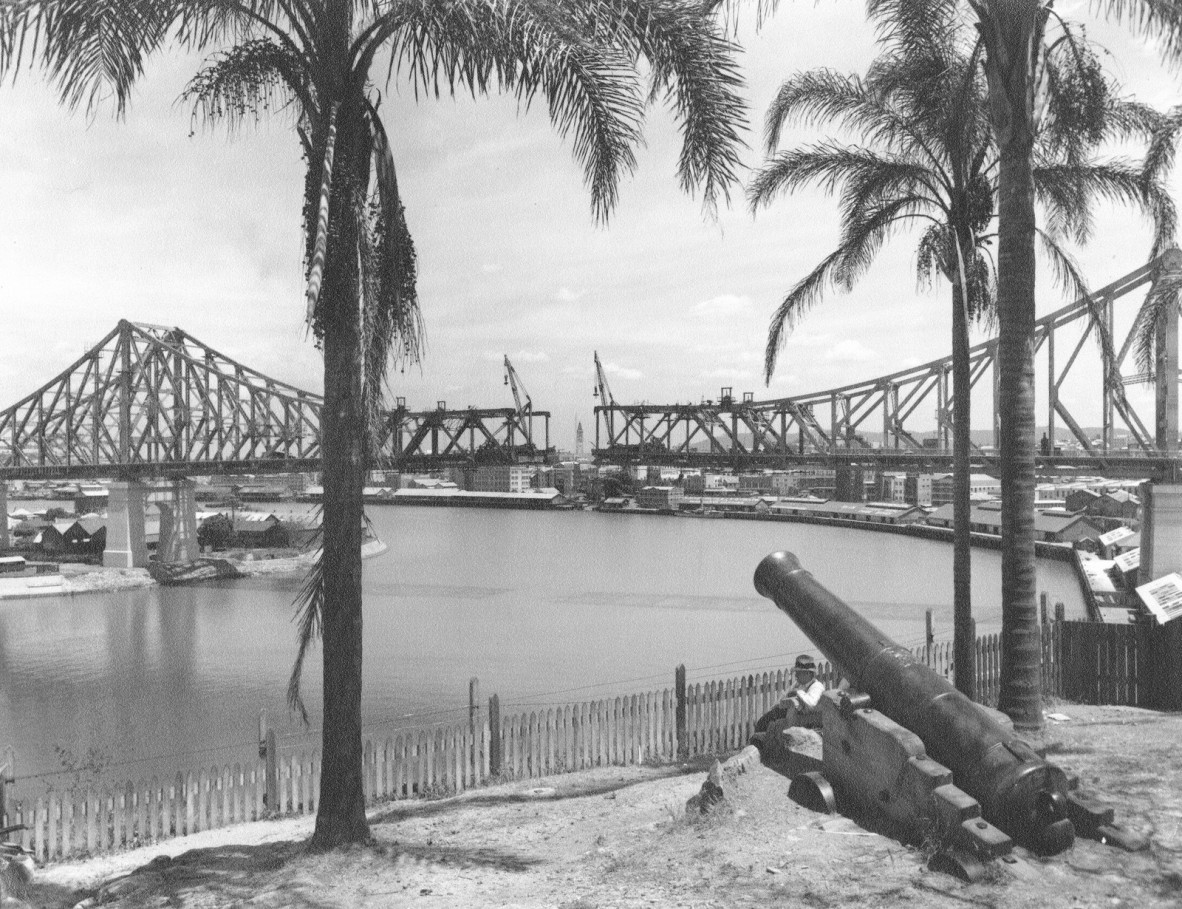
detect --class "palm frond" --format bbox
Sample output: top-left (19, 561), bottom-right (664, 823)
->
top-left (762, 67), bottom-right (938, 168)
top-left (622, 0), bottom-right (749, 214)
top-left (357, 106), bottom-right (425, 452)
top-left (287, 507), bottom-right (325, 726)
top-left (1034, 159), bottom-right (1169, 248)
top-left (866, 0), bottom-right (965, 51)
top-left (182, 38), bottom-right (310, 134)
top-left (1132, 267), bottom-right (1182, 376)
top-left (748, 144), bottom-right (934, 214)
top-left (1035, 230), bottom-right (1126, 384)
top-left (1094, 0), bottom-right (1182, 67)
top-left (0, 0), bottom-right (174, 115)
top-left (372, 0), bottom-right (645, 223)
top-left (304, 101), bottom-right (339, 331)
top-left (764, 196), bottom-right (914, 382)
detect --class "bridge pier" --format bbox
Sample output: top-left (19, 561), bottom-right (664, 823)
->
top-left (1155, 251), bottom-right (1179, 453)
top-left (0, 481), bottom-right (7, 551)
top-left (1141, 483), bottom-right (1182, 580)
top-left (153, 479), bottom-right (200, 563)
top-left (103, 480), bottom-right (149, 568)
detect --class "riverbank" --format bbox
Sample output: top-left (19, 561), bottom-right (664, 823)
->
top-left (42, 539), bottom-right (388, 595)
top-left (14, 703), bottom-right (1182, 909)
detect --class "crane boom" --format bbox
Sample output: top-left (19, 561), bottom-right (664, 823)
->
top-left (593, 350), bottom-right (615, 405)
top-left (503, 355), bottom-right (533, 417)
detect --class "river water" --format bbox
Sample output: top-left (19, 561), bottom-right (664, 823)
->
top-left (0, 506), bottom-right (1083, 792)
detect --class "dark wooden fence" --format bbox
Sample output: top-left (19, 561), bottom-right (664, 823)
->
top-left (1057, 619), bottom-right (1182, 710)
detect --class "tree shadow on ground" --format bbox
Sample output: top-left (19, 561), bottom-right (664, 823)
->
top-left (29, 841), bottom-right (318, 909)
top-left (375, 840), bottom-right (542, 873)
top-left (369, 760), bottom-right (710, 825)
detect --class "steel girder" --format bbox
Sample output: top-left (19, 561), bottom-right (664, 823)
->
top-left (594, 251), bottom-right (1182, 470)
top-left (382, 404), bottom-right (552, 467)
top-left (0, 321), bottom-right (322, 477)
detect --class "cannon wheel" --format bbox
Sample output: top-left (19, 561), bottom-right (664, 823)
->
top-left (788, 771), bottom-right (836, 814)
top-left (928, 848), bottom-right (987, 883)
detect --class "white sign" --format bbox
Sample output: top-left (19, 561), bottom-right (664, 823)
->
top-left (1136, 573), bottom-right (1182, 625)
top-left (1099, 525), bottom-right (1135, 547)
top-left (1113, 548), bottom-right (1140, 574)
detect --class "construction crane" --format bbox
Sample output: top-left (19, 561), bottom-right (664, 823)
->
top-left (503, 353), bottom-right (533, 419)
top-left (593, 350), bottom-right (615, 405)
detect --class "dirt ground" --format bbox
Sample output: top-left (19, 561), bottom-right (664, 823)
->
top-left (9, 703), bottom-right (1182, 909)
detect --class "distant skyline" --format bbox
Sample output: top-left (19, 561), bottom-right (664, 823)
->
top-left (3, 2), bottom-right (1181, 451)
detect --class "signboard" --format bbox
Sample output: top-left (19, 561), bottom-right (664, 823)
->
top-left (1099, 525), bottom-right (1135, 547)
top-left (1113, 548), bottom-right (1140, 575)
top-left (1136, 573), bottom-right (1182, 625)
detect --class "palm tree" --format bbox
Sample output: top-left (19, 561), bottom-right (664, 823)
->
top-left (719, 0), bottom-right (1182, 730)
top-left (752, 3), bottom-right (1173, 705)
top-left (0, 0), bottom-right (747, 847)
top-left (957, 0), bottom-right (1182, 729)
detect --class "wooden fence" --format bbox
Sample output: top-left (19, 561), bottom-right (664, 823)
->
top-left (1058, 618), bottom-right (1182, 709)
top-left (3, 618), bottom-right (1179, 865)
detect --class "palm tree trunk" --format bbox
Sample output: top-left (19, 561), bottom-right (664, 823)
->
top-left (979, 0), bottom-right (1044, 730)
top-left (310, 109), bottom-right (371, 849)
top-left (951, 276), bottom-right (975, 701)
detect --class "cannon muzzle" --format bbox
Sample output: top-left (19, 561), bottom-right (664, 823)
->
top-left (755, 550), bottom-right (1074, 855)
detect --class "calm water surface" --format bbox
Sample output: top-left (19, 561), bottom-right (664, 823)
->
top-left (0, 506), bottom-right (1084, 789)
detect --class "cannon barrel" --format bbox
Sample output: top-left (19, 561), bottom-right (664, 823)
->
top-left (755, 550), bottom-right (1074, 854)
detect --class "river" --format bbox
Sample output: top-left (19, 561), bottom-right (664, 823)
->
top-left (0, 505), bottom-right (1084, 793)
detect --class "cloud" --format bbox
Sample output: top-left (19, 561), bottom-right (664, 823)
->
top-left (692, 294), bottom-right (753, 318)
top-left (481, 262), bottom-right (503, 274)
top-left (700, 367), bottom-right (754, 381)
top-left (510, 350), bottom-right (550, 364)
top-left (605, 362), bottom-right (644, 381)
top-left (555, 286), bottom-right (586, 302)
top-left (824, 339), bottom-right (878, 363)
top-left (481, 349), bottom-right (548, 364)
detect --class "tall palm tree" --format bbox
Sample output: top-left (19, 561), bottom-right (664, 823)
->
top-left (719, 0), bottom-right (1182, 730)
top-left (752, 3), bottom-right (1172, 705)
top-left (956, 0), bottom-right (1182, 728)
top-left (0, 0), bottom-right (747, 847)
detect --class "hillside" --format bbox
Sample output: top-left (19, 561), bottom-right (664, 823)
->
top-left (9, 703), bottom-right (1181, 909)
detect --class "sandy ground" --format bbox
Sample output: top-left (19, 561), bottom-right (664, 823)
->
top-left (6, 703), bottom-right (1180, 909)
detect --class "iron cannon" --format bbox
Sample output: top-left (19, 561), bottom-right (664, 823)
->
top-left (754, 550), bottom-right (1077, 855)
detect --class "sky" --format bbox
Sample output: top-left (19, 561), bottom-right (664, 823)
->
top-left (3, 1), bottom-right (1182, 452)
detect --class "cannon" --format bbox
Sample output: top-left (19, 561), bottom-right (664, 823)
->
top-left (754, 550), bottom-right (1078, 856)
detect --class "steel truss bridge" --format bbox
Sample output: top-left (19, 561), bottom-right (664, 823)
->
top-left (0, 321), bottom-right (551, 479)
top-left (594, 252), bottom-right (1182, 480)
top-left (1, 251), bottom-right (1178, 481)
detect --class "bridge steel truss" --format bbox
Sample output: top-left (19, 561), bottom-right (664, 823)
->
top-left (382, 400), bottom-right (552, 469)
top-left (0, 320), bottom-right (324, 478)
top-left (0, 321), bottom-right (556, 478)
top-left (595, 252), bottom-right (1182, 474)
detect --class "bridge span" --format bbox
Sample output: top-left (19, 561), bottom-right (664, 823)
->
top-left (593, 252), bottom-right (1182, 481)
top-left (0, 320), bottom-right (551, 479)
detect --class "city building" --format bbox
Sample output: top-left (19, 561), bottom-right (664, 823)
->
top-left (768, 472), bottom-right (800, 496)
top-left (925, 502), bottom-right (1103, 545)
top-left (930, 473), bottom-right (1000, 506)
top-left (471, 465), bottom-right (534, 493)
top-left (878, 472), bottom-right (907, 503)
top-left (636, 486), bottom-right (684, 511)
top-left (904, 473), bottom-right (932, 506)
top-left (738, 473), bottom-right (775, 494)
top-left (834, 464), bottom-right (867, 503)
top-left (770, 499), bottom-right (926, 526)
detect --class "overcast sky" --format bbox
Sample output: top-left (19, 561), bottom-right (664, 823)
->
top-left (3, 1), bottom-right (1181, 451)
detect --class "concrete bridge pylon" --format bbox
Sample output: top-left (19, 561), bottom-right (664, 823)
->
top-left (103, 478), bottom-right (200, 568)
top-left (103, 481), bottom-right (148, 568)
